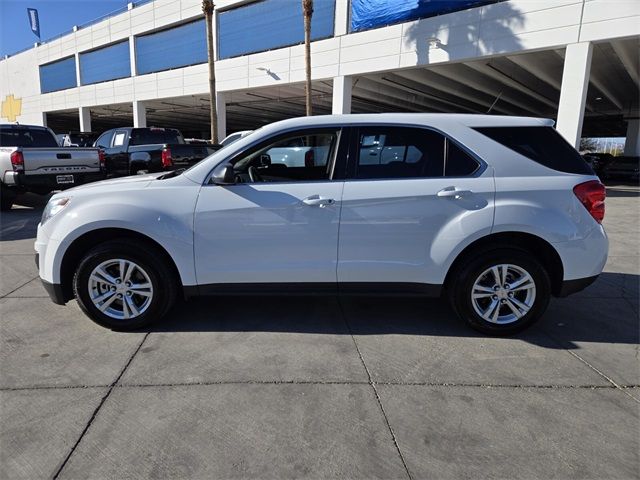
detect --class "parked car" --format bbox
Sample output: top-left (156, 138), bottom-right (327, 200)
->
top-left (36, 114), bottom-right (608, 335)
top-left (0, 124), bottom-right (104, 210)
top-left (58, 132), bottom-right (100, 147)
top-left (93, 127), bottom-right (219, 177)
top-left (220, 130), bottom-right (252, 147)
top-left (582, 152), bottom-right (615, 177)
top-left (600, 156), bottom-right (639, 182)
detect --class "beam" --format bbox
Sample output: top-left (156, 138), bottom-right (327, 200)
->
top-left (611, 40), bottom-right (639, 88)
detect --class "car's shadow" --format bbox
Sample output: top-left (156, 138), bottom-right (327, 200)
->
top-left (0, 193), bottom-right (51, 241)
top-left (147, 272), bottom-right (639, 350)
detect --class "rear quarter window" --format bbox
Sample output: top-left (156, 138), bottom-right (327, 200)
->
top-left (474, 126), bottom-right (593, 175)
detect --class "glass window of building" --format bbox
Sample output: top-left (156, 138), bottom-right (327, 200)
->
top-left (218, 0), bottom-right (335, 60)
top-left (39, 56), bottom-right (77, 93)
top-left (135, 19), bottom-right (207, 75)
top-left (80, 40), bottom-right (131, 85)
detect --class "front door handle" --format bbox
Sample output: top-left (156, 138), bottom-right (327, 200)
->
top-left (437, 186), bottom-right (472, 199)
top-left (302, 195), bottom-right (335, 207)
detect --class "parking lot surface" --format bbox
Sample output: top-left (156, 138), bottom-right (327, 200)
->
top-left (1, 186), bottom-right (638, 479)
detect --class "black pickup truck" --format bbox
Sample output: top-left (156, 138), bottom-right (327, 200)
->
top-left (94, 127), bottom-right (219, 177)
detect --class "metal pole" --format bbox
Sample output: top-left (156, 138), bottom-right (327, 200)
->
top-left (203, 0), bottom-right (218, 143)
top-left (302, 0), bottom-right (313, 116)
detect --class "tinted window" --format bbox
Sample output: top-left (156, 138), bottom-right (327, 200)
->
top-left (474, 126), bottom-right (593, 175)
top-left (68, 133), bottom-right (99, 147)
top-left (80, 41), bottom-right (131, 85)
top-left (40, 56), bottom-right (77, 93)
top-left (136, 20), bottom-right (207, 75)
top-left (354, 127), bottom-right (444, 179)
top-left (0, 127), bottom-right (58, 147)
top-left (129, 128), bottom-right (183, 145)
top-left (232, 130), bottom-right (339, 182)
top-left (445, 140), bottom-right (480, 176)
top-left (218, 0), bottom-right (335, 59)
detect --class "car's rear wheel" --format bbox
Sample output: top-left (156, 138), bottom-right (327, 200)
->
top-left (449, 249), bottom-right (551, 335)
top-left (73, 240), bottom-right (176, 330)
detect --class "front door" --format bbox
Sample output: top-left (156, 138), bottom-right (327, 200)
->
top-left (193, 128), bottom-right (347, 289)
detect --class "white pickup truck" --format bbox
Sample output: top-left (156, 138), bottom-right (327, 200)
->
top-left (0, 124), bottom-right (105, 210)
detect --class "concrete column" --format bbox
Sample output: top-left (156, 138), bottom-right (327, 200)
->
top-left (332, 76), bottom-right (352, 114)
top-left (216, 92), bottom-right (226, 141)
top-left (79, 106), bottom-right (92, 132)
top-left (556, 42), bottom-right (593, 148)
top-left (74, 52), bottom-right (81, 86)
top-left (624, 119), bottom-right (640, 156)
top-left (133, 100), bottom-right (146, 127)
top-left (41, 112), bottom-right (48, 127)
top-left (334, 0), bottom-right (350, 36)
top-left (129, 36), bottom-right (137, 76)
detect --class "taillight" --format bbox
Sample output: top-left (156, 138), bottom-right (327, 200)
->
top-left (10, 151), bottom-right (24, 172)
top-left (573, 180), bottom-right (605, 223)
top-left (98, 149), bottom-right (106, 171)
top-left (161, 146), bottom-right (173, 168)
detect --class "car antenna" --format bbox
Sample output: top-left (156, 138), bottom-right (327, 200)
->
top-left (486, 91), bottom-right (502, 114)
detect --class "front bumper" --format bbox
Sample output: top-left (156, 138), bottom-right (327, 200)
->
top-left (41, 277), bottom-right (66, 305)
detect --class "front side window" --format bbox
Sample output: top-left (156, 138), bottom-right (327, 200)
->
top-left (230, 130), bottom-right (339, 183)
top-left (95, 131), bottom-right (114, 148)
top-left (354, 127), bottom-right (444, 179)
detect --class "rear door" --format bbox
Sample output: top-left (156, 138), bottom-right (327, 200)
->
top-left (337, 125), bottom-right (495, 288)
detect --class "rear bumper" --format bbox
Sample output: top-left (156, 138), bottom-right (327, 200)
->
top-left (17, 172), bottom-right (106, 192)
top-left (557, 275), bottom-right (599, 297)
top-left (41, 278), bottom-right (66, 305)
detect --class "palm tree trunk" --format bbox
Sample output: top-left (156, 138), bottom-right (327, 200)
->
top-left (302, 0), bottom-right (313, 116)
top-left (203, 0), bottom-right (218, 143)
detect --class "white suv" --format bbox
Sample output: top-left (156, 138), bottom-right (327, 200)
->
top-left (35, 114), bottom-right (608, 335)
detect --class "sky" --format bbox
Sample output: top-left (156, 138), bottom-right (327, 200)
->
top-left (0, 0), bottom-right (133, 57)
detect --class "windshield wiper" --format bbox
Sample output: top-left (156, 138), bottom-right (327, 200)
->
top-left (157, 168), bottom-right (186, 180)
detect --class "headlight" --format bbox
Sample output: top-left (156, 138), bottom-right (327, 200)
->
top-left (41, 197), bottom-right (71, 225)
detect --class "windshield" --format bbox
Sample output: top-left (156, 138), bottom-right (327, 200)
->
top-left (0, 127), bottom-right (58, 147)
top-left (129, 128), bottom-right (184, 146)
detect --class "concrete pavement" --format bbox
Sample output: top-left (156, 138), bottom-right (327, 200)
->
top-left (1, 188), bottom-right (638, 479)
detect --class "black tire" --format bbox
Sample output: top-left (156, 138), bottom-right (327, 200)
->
top-left (0, 184), bottom-right (16, 211)
top-left (448, 248), bottom-right (551, 335)
top-left (73, 240), bottom-right (177, 330)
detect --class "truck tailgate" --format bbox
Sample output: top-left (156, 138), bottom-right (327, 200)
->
top-left (170, 144), bottom-right (218, 168)
top-left (22, 148), bottom-right (101, 175)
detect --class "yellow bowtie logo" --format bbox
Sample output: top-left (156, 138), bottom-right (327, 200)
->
top-left (1, 94), bottom-right (22, 122)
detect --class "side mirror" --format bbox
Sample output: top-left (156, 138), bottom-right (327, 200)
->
top-left (259, 154), bottom-right (271, 167)
top-left (211, 163), bottom-right (236, 185)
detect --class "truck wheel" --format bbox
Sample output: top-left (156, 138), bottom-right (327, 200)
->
top-left (73, 240), bottom-right (177, 330)
top-left (0, 185), bottom-right (16, 211)
top-left (449, 249), bottom-right (551, 335)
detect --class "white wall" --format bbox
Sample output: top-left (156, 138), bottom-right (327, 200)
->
top-left (1, 0), bottom-right (639, 126)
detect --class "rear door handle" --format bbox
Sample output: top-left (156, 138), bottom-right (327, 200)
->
top-left (302, 195), bottom-right (335, 207)
top-left (437, 186), bottom-right (472, 199)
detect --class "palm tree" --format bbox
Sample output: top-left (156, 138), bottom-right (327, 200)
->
top-left (302, 0), bottom-right (313, 116)
top-left (202, 0), bottom-right (218, 143)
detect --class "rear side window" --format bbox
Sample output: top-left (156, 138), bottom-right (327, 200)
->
top-left (445, 141), bottom-right (480, 177)
top-left (130, 128), bottom-right (184, 146)
top-left (474, 126), bottom-right (593, 175)
top-left (0, 127), bottom-right (58, 147)
top-left (354, 127), bottom-right (444, 179)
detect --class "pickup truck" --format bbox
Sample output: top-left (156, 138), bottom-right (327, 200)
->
top-left (94, 127), bottom-right (219, 177)
top-left (0, 124), bottom-right (104, 210)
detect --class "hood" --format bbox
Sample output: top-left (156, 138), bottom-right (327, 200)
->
top-left (66, 172), bottom-right (164, 192)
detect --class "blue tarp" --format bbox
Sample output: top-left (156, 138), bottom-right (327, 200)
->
top-left (350, 0), bottom-right (498, 32)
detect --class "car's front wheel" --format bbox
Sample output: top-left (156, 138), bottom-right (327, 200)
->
top-left (449, 249), bottom-right (551, 335)
top-left (73, 240), bottom-right (176, 330)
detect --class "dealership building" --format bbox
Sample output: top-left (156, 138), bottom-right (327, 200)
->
top-left (0, 0), bottom-right (638, 153)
